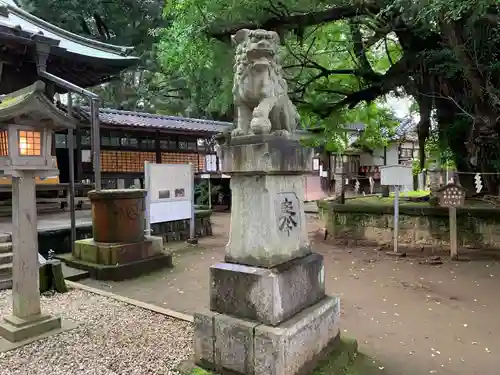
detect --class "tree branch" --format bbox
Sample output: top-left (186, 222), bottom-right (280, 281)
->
top-left (208, 4), bottom-right (380, 40)
top-left (310, 54), bottom-right (411, 118)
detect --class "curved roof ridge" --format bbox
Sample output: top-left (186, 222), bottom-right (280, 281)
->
top-left (0, 0), bottom-right (134, 55)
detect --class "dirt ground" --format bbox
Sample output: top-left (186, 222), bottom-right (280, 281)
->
top-left (82, 213), bottom-right (500, 375)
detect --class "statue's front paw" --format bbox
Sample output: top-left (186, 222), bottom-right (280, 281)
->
top-left (250, 117), bottom-right (272, 135)
top-left (231, 128), bottom-right (247, 137)
top-left (272, 129), bottom-right (291, 138)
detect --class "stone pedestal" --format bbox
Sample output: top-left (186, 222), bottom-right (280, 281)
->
top-left (194, 136), bottom-right (341, 375)
top-left (60, 189), bottom-right (172, 281)
top-left (221, 135), bottom-right (311, 268)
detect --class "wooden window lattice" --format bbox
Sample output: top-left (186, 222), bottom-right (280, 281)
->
top-left (100, 151), bottom-right (155, 172)
top-left (0, 130), bottom-right (8, 156)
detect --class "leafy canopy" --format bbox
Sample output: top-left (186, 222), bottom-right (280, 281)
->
top-left (157, 0), bottom-right (403, 150)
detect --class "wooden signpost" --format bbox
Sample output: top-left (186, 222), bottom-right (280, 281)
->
top-left (436, 183), bottom-right (466, 260)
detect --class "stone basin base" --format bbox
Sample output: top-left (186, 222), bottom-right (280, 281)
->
top-left (72, 236), bottom-right (163, 265)
top-left (58, 252), bottom-right (172, 281)
top-left (58, 235), bottom-right (172, 281)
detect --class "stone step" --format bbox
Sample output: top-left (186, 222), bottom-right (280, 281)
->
top-left (0, 233), bottom-right (11, 243)
top-left (0, 242), bottom-right (12, 253)
top-left (0, 263), bottom-right (12, 279)
top-left (0, 278), bottom-right (12, 290)
top-left (0, 252), bottom-right (12, 265)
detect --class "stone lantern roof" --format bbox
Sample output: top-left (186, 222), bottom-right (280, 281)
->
top-left (0, 81), bottom-right (76, 129)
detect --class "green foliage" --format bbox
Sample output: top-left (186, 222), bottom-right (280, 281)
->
top-left (195, 180), bottom-right (221, 206)
top-left (20, 0), bottom-right (167, 111)
top-left (157, 0), bottom-right (402, 148)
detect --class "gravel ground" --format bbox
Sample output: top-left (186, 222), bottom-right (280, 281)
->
top-left (0, 289), bottom-right (193, 375)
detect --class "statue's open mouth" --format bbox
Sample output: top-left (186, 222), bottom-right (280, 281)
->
top-left (247, 47), bottom-right (275, 60)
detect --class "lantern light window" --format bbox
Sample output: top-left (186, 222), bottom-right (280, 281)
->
top-left (18, 130), bottom-right (41, 156)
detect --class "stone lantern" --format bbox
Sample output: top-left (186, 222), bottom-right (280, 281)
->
top-left (0, 122), bottom-right (58, 177)
top-left (0, 81), bottom-right (76, 350)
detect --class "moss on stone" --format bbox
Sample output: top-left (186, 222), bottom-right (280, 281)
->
top-left (0, 92), bottom-right (30, 109)
top-left (188, 368), bottom-right (214, 375)
top-left (320, 199), bottom-right (500, 249)
top-left (195, 209), bottom-right (213, 218)
top-left (311, 336), bottom-right (391, 375)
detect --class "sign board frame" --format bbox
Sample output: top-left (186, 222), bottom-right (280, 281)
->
top-left (380, 164), bottom-right (413, 187)
top-left (144, 162), bottom-right (195, 237)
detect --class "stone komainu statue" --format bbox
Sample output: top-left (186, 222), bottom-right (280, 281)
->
top-left (231, 28), bottom-right (300, 137)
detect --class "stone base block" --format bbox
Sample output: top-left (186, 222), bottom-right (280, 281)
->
top-left (73, 235), bottom-right (163, 265)
top-left (0, 314), bottom-right (61, 343)
top-left (221, 135), bottom-right (312, 174)
top-left (194, 296), bottom-right (340, 375)
top-left (210, 253), bottom-right (325, 326)
top-left (0, 315), bottom-right (77, 353)
top-left (58, 251), bottom-right (172, 281)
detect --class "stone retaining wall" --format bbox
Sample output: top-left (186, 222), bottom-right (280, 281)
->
top-left (318, 201), bottom-right (500, 250)
top-left (151, 210), bottom-right (213, 243)
top-left (39, 210), bottom-right (213, 256)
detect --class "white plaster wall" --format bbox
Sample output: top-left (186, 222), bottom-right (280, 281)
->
top-left (386, 145), bottom-right (399, 165)
top-left (372, 148), bottom-right (385, 165)
top-left (359, 152), bottom-right (374, 166)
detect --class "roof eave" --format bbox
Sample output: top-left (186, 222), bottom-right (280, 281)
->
top-left (2, 0), bottom-right (135, 57)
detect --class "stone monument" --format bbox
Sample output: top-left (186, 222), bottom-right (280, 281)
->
top-left (193, 29), bottom-right (340, 375)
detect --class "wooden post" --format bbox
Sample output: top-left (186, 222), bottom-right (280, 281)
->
top-left (208, 177), bottom-right (212, 210)
top-left (449, 206), bottom-right (458, 260)
top-left (11, 171), bottom-right (40, 318)
top-left (187, 164), bottom-right (198, 244)
top-left (393, 185), bottom-right (400, 253)
top-left (144, 161), bottom-right (151, 236)
top-left (67, 94), bottom-right (76, 254)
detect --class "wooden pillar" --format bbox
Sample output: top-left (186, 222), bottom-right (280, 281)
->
top-left (75, 126), bottom-right (82, 183)
top-left (11, 172), bottom-right (40, 319)
top-left (155, 131), bottom-right (161, 164)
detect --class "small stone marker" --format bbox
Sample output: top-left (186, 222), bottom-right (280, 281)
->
top-left (436, 183), bottom-right (466, 260)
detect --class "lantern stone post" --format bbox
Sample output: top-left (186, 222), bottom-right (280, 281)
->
top-left (0, 81), bottom-right (76, 350)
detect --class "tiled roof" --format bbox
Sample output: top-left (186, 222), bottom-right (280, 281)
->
top-left (75, 107), bottom-right (233, 134)
top-left (392, 118), bottom-right (418, 141)
top-left (378, 118), bottom-right (417, 141)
